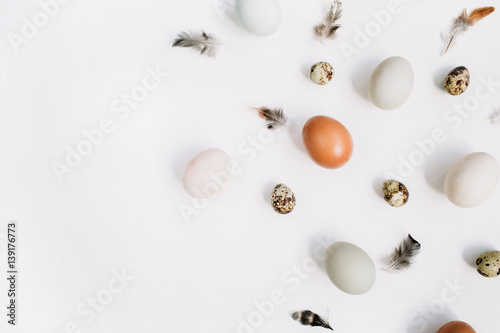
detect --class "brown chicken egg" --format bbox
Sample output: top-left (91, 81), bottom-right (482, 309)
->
top-left (302, 115), bottom-right (353, 169)
top-left (436, 321), bottom-right (476, 333)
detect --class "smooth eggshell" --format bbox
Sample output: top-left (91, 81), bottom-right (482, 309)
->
top-left (235, 0), bottom-right (282, 36)
top-left (369, 56), bottom-right (414, 110)
top-left (444, 152), bottom-right (500, 207)
top-left (324, 242), bottom-right (376, 295)
top-left (436, 321), bottom-right (476, 333)
top-left (182, 148), bottom-right (232, 199)
top-left (302, 115), bottom-right (353, 169)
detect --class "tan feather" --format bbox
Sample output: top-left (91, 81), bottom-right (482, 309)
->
top-left (443, 6), bottom-right (495, 54)
top-left (466, 7), bottom-right (495, 25)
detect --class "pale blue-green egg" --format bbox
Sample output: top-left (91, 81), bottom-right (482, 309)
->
top-left (369, 56), bottom-right (414, 110)
top-left (324, 242), bottom-right (376, 295)
top-left (234, 0), bottom-right (282, 36)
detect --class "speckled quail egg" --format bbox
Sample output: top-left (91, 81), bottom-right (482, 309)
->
top-left (476, 250), bottom-right (500, 278)
top-left (444, 66), bottom-right (470, 95)
top-left (382, 180), bottom-right (409, 207)
top-left (310, 62), bottom-right (334, 85)
top-left (271, 184), bottom-right (296, 214)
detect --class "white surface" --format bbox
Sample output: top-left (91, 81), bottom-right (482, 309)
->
top-left (1, 0), bottom-right (500, 332)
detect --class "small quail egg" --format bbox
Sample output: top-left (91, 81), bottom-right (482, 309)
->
top-left (382, 180), bottom-right (409, 207)
top-left (444, 66), bottom-right (470, 95)
top-left (476, 250), bottom-right (500, 278)
top-left (271, 184), bottom-right (296, 214)
top-left (310, 62), bottom-right (334, 85)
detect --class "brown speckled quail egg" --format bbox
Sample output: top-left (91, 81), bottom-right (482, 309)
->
top-left (310, 62), bottom-right (334, 85)
top-left (444, 66), bottom-right (470, 95)
top-left (476, 250), bottom-right (500, 278)
top-left (382, 180), bottom-right (409, 207)
top-left (271, 184), bottom-right (296, 214)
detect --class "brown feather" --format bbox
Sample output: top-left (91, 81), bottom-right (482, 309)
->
top-left (466, 7), bottom-right (495, 25)
top-left (443, 6), bottom-right (495, 54)
top-left (459, 9), bottom-right (468, 21)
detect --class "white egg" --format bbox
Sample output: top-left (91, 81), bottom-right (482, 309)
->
top-left (182, 148), bottom-right (232, 199)
top-left (234, 0), bottom-right (282, 36)
top-left (444, 152), bottom-right (500, 208)
top-left (324, 242), bottom-right (376, 295)
top-left (368, 56), bottom-right (414, 110)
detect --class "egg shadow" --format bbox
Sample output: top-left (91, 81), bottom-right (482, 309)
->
top-left (463, 244), bottom-right (493, 269)
top-left (350, 58), bottom-right (379, 102)
top-left (301, 62), bottom-right (312, 81)
top-left (424, 147), bottom-right (471, 194)
top-left (218, 0), bottom-right (240, 29)
top-left (434, 66), bottom-right (451, 92)
top-left (262, 182), bottom-right (276, 206)
top-left (308, 233), bottom-right (340, 273)
top-left (372, 177), bottom-right (385, 200)
top-left (171, 146), bottom-right (207, 183)
top-left (406, 311), bottom-right (456, 333)
top-left (287, 114), bottom-right (308, 153)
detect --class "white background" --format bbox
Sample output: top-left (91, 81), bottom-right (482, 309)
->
top-left (1, 0), bottom-right (500, 332)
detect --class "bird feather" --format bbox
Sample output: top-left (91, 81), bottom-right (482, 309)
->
top-left (172, 31), bottom-right (221, 58)
top-left (386, 234), bottom-right (421, 271)
top-left (292, 310), bottom-right (333, 330)
top-left (314, 1), bottom-right (342, 42)
top-left (442, 7), bottom-right (495, 54)
top-left (255, 107), bottom-right (287, 130)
